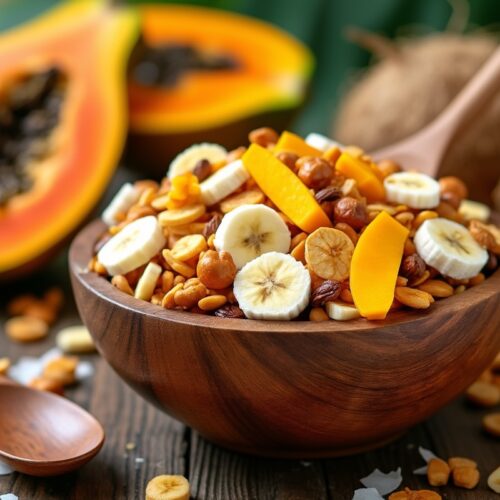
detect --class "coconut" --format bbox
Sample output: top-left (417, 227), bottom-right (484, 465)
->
top-left (333, 28), bottom-right (500, 207)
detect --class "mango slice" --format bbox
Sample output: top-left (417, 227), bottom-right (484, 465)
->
top-left (274, 131), bottom-right (322, 157)
top-left (350, 211), bottom-right (409, 320)
top-left (242, 144), bottom-right (331, 233)
top-left (336, 153), bottom-right (385, 202)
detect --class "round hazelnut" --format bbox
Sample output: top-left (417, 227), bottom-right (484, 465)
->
top-left (439, 176), bottom-right (468, 200)
top-left (376, 159), bottom-right (401, 178)
top-left (248, 127), bottom-right (279, 148)
top-left (297, 157), bottom-right (334, 189)
top-left (197, 250), bottom-right (237, 289)
top-left (275, 151), bottom-right (299, 171)
top-left (333, 197), bottom-right (367, 229)
top-left (400, 253), bottom-right (426, 279)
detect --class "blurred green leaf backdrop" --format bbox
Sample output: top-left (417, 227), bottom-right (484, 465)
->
top-left (2, 0), bottom-right (498, 135)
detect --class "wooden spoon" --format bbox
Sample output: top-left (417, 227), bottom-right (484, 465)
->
top-left (0, 375), bottom-right (104, 476)
top-left (371, 46), bottom-right (500, 176)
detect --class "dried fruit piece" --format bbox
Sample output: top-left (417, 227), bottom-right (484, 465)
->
top-left (448, 457), bottom-right (477, 471)
top-left (427, 458), bottom-right (450, 486)
top-left (146, 474), bottom-right (190, 500)
top-left (158, 204), bottom-right (206, 227)
top-left (389, 488), bottom-right (442, 499)
top-left (242, 144), bottom-right (331, 233)
top-left (305, 227), bottom-right (354, 281)
top-left (43, 356), bottom-right (78, 386)
top-left (452, 466), bottom-right (480, 489)
top-left (350, 211), bottom-right (409, 319)
top-left (219, 188), bottom-right (264, 213)
top-left (487, 466), bottom-right (500, 493)
top-left (171, 234), bottom-right (207, 261)
top-left (4, 316), bottom-right (48, 342)
top-left (466, 381), bottom-right (500, 407)
top-left (274, 130), bottom-right (322, 157)
top-left (29, 377), bottom-right (64, 395)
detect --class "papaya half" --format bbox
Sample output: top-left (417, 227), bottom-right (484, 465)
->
top-left (126, 5), bottom-right (313, 174)
top-left (0, 1), bottom-right (139, 279)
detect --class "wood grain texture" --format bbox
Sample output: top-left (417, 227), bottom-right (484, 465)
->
top-left (69, 218), bottom-right (500, 458)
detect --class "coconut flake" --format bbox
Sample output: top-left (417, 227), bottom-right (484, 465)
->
top-left (418, 446), bottom-right (438, 463)
top-left (360, 467), bottom-right (403, 496)
top-left (0, 462), bottom-right (13, 476)
top-left (413, 465), bottom-right (428, 475)
top-left (352, 487), bottom-right (385, 500)
top-left (0, 494), bottom-right (18, 500)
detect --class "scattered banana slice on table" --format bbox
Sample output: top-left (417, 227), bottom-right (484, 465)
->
top-left (102, 183), bottom-right (140, 226)
top-left (97, 216), bottom-right (166, 276)
top-left (459, 199), bottom-right (491, 222)
top-left (414, 218), bottom-right (488, 280)
top-left (146, 474), bottom-right (190, 500)
top-left (214, 204), bottom-right (291, 269)
top-left (233, 252), bottom-right (311, 320)
top-left (384, 172), bottom-right (440, 208)
top-left (168, 142), bottom-right (227, 178)
top-left (200, 159), bottom-right (250, 206)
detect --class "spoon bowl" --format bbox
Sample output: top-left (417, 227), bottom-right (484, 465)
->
top-left (0, 377), bottom-right (104, 476)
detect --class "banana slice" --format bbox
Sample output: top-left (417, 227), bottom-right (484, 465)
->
top-left (459, 199), bottom-right (491, 222)
top-left (102, 183), bottom-right (140, 226)
top-left (384, 172), bottom-right (440, 209)
top-left (135, 262), bottom-right (162, 301)
top-left (414, 218), bottom-right (488, 279)
top-left (168, 143), bottom-right (227, 178)
top-left (326, 301), bottom-right (360, 321)
top-left (305, 132), bottom-right (343, 152)
top-left (145, 474), bottom-right (190, 500)
top-left (305, 227), bottom-right (354, 281)
top-left (200, 159), bottom-right (250, 206)
top-left (234, 252), bottom-right (311, 320)
top-left (214, 204), bottom-right (291, 269)
top-left (97, 216), bottom-right (166, 276)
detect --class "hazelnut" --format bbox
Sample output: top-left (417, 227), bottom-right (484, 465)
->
top-left (197, 250), bottom-right (237, 289)
top-left (440, 190), bottom-right (461, 210)
top-left (439, 176), bottom-right (468, 200)
top-left (333, 197), bottom-right (367, 229)
top-left (297, 157), bottom-right (334, 189)
top-left (192, 159), bottom-right (212, 182)
top-left (275, 151), bottom-right (299, 171)
top-left (377, 159), bottom-right (401, 178)
top-left (400, 253), bottom-right (426, 280)
top-left (248, 127), bottom-right (279, 147)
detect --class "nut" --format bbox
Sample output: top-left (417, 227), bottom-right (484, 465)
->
top-left (394, 287), bottom-right (432, 309)
top-left (290, 232), bottom-right (307, 250)
top-left (452, 466), bottom-right (480, 489)
top-left (414, 210), bottom-right (438, 229)
top-left (290, 239), bottom-right (306, 264)
top-left (466, 381), bottom-right (500, 407)
top-left (417, 279), bottom-right (454, 298)
top-left (202, 213), bottom-right (223, 238)
top-left (161, 271), bottom-right (175, 293)
top-left (163, 249), bottom-right (196, 278)
top-left (408, 270), bottom-right (431, 288)
top-left (396, 276), bottom-right (408, 287)
top-left (488, 466), bottom-right (500, 493)
top-left (5, 316), bottom-right (49, 342)
top-left (126, 204), bottom-right (156, 222)
top-left (174, 283), bottom-right (207, 309)
top-left (29, 376), bottom-right (64, 395)
top-left (311, 280), bottom-right (341, 307)
top-left (314, 186), bottom-right (342, 204)
top-left (483, 412), bottom-right (500, 437)
top-left (138, 186), bottom-right (157, 207)
top-left (389, 488), bottom-right (441, 500)
top-left (124, 265), bottom-right (146, 287)
top-left (171, 234), bottom-right (207, 261)
top-left (404, 238), bottom-right (417, 256)
top-left (395, 211), bottom-right (415, 229)
top-left (309, 307), bottom-right (329, 322)
top-left (469, 272), bottom-right (485, 286)
top-left (297, 156), bottom-right (334, 189)
top-left (249, 127), bottom-right (279, 147)
top-left (439, 176), bottom-right (468, 200)
top-left (111, 275), bottom-right (134, 295)
top-left (448, 457), bottom-right (477, 471)
top-left (334, 222), bottom-right (358, 245)
top-left (436, 201), bottom-right (458, 221)
top-left (0, 357), bottom-right (10, 375)
top-left (322, 146), bottom-right (341, 167)
top-left (400, 254), bottom-right (426, 280)
top-left (427, 458), bottom-right (450, 486)
top-left (192, 159), bottom-right (212, 182)
top-left (198, 295), bottom-right (227, 311)
top-left (220, 188), bottom-right (265, 213)
top-left (161, 283), bottom-right (184, 309)
top-left (196, 250), bottom-right (237, 289)
top-left (146, 474), bottom-right (190, 500)
top-left (214, 304), bottom-right (245, 318)
top-left (275, 151), bottom-right (299, 171)
top-left (43, 356), bottom-right (78, 386)
top-left (24, 301), bottom-right (57, 325)
top-left (333, 197), bottom-right (367, 229)
top-left (441, 190), bottom-right (462, 210)
top-left (339, 288), bottom-right (354, 304)
top-left (469, 220), bottom-right (500, 253)
top-left (43, 287), bottom-right (64, 312)
top-left (377, 159), bottom-right (401, 178)
top-left (6, 294), bottom-right (38, 316)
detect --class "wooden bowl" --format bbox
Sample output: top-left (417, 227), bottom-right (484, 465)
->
top-left (69, 219), bottom-right (500, 458)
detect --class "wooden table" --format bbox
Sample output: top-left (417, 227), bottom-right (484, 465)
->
top-left (1, 260), bottom-right (498, 500)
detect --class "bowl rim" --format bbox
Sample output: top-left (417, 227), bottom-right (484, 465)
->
top-left (69, 218), bottom-right (500, 334)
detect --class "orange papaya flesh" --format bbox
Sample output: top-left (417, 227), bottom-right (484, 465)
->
top-left (126, 5), bottom-right (313, 172)
top-left (274, 131), bottom-right (322, 157)
top-left (0, 1), bottom-right (139, 278)
top-left (350, 211), bottom-right (409, 320)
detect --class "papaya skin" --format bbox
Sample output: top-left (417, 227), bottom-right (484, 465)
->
top-left (0, 1), bottom-right (139, 279)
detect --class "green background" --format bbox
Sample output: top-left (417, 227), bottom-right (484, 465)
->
top-left (1, 0), bottom-right (499, 135)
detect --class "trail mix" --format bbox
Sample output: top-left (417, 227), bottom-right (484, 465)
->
top-left (91, 128), bottom-right (500, 321)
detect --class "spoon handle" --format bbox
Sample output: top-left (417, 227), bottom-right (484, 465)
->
top-left (420, 46), bottom-right (500, 169)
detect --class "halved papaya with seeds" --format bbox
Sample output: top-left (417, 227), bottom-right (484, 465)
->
top-left (0, 1), bottom-right (139, 279)
top-left (127, 4), bottom-right (313, 173)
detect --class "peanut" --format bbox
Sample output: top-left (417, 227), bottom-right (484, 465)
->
top-left (417, 280), bottom-right (454, 298)
top-left (309, 307), bottom-right (329, 322)
top-left (427, 458), bottom-right (450, 486)
top-left (198, 295), bottom-right (227, 311)
top-left (161, 283), bottom-right (184, 309)
top-left (466, 381), bottom-right (500, 407)
top-left (7, 294), bottom-right (38, 316)
top-left (248, 127), bottom-right (278, 147)
top-left (43, 287), bottom-right (64, 311)
top-left (452, 466), bottom-right (480, 489)
top-left (389, 488), bottom-right (441, 499)
top-left (290, 232), bottom-right (307, 250)
top-left (448, 457), bottom-right (477, 471)
top-left (394, 287), bottom-right (432, 309)
top-left (469, 273), bottom-right (485, 286)
top-left (5, 316), bottom-right (49, 342)
top-left (408, 270), bottom-right (430, 287)
top-left (334, 222), bottom-right (358, 245)
top-left (111, 275), bottom-right (134, 295)
top-left (161, 271), bottom-right (175, 293)
top-left (29, 376), bottom-right (64, 395)
top-left (483, 412), bottom-right (500, 437)
top-left (43, 356), bottom-right (78, 386)
top-left (24, 301), bottom-right (57, 325)
top-left (0, 357), bottom-right (10, 375)
top-left (414, 210), bottom-right (438, 229)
